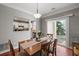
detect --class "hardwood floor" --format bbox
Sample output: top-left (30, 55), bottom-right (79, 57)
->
top-left (57, 45), bottom-right (72, 56)
top-left (0, 45), bottom-right (72, 56)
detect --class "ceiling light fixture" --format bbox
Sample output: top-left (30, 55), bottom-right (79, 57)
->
top-left (34, 3), bottom-right (41, 18)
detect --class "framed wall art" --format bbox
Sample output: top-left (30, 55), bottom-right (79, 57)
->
top-left (13, 17), bottom-right (29, 31)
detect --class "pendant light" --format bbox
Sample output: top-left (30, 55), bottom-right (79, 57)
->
top-left (34, 3), bottom-right (41, 18)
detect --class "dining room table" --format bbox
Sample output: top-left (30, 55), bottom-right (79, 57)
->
top-left (19, 37), bottom-right (51, 56)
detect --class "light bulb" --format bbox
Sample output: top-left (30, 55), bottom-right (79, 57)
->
top-left (34, 13), bottom-right (41, 18)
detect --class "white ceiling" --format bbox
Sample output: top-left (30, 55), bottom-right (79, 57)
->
top-left (2, 3), bottom-right (79, 17)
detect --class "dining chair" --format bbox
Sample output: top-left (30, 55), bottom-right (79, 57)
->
top-left (47, 33), bottom-right (53, 40)
top-left (41, 41), bottom-right (50, 56)
top-left (8, 40), bottom-right (15, 56)
top-left (72, 42), bottom-right (79, 56)
top-left (48, 39), bottom-right (57, 56)
top-left (41, 39), bottom-right (57, 56)
top-left (32, 32), bottom-right (36, 39)
top-left (8, 40), bottom-right (26, 56)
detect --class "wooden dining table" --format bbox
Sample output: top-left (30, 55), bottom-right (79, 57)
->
top-left (20, 37), bottom-right (50, 56)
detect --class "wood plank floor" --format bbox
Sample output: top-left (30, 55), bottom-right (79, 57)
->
top-left (0, 45), bottom-right (72, 56)
top-left (57, 45), bottom-right (72, 56)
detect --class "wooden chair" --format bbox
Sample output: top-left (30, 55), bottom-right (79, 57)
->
top-left (8, 40), bottom-right (15, 56)
top-left (32, 32), bottom-right (36, 39)
top-left (48, 39), bottom-right (57, 56)
top-left (54, 39), bottom-right (57, 56)
top-left (8, 40), bottom-right (26, 56)
top-left (41, 41), bottom-right (51, 56)
top-left (72, 42), bottom-right (79, 56)
top-left (47, 33), bottom-right (53, 40)
top-left (41, 39), bottom-right (57, 56)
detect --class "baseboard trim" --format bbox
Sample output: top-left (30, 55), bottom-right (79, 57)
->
top-left (0, 46), bottom-right (18, 54)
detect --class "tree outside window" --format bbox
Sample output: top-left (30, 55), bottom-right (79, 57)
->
top-left (56, 21), bottom-right (65, 35)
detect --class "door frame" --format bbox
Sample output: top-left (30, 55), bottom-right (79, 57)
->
top-left (46, 17), bottom-right (69, 48)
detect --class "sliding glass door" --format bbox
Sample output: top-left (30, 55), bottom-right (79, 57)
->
top-left (47, 17), bottom-right (69, 47)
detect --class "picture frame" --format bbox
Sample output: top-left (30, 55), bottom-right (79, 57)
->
top-left (13, 17), bottom-right (29, 31)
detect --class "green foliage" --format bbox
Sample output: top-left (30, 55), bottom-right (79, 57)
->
top-left (56, 21), bottom-right (65, 35)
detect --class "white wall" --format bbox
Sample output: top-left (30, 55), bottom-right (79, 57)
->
top-left (0, 4), bottom-right (34, 47)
